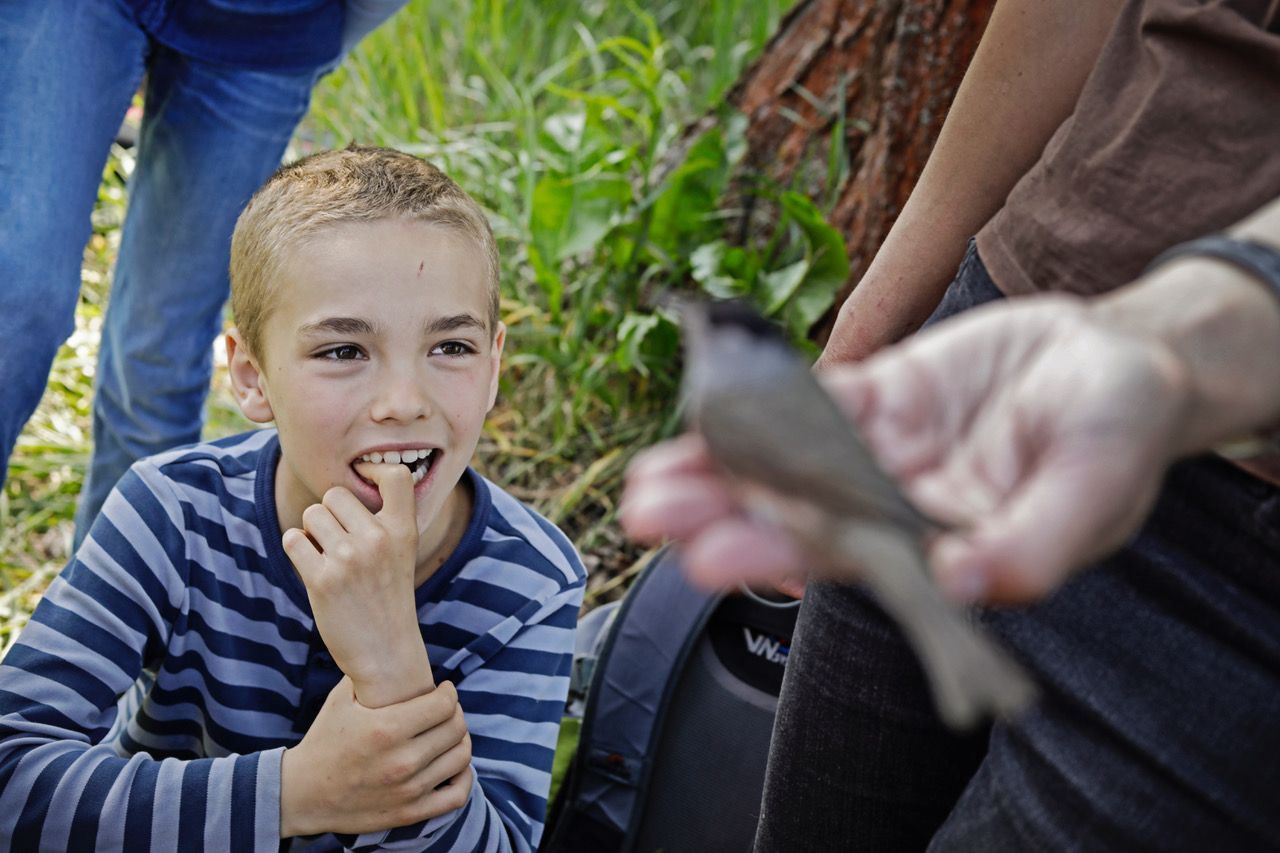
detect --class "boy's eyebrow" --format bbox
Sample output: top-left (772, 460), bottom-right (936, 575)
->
top-left (297, 317), bottom-right (380, 337)
top-left (426, 313), bottom-right (488, 335)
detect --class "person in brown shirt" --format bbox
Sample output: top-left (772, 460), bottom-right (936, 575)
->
top-left (623, 0), bottom-right (1280, 848)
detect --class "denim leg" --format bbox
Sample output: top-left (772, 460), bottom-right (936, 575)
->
top-left (75, 48), bottom-right (318, 535)
top-left (0, 0), bottom-right (146, 488)
top-left (754, 240), bottom-right (1005, 851)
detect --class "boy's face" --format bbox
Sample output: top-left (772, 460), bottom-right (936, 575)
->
top-left (229, 218), bottom-right (504, 562)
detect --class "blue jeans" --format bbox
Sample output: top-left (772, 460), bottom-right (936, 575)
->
top-left (0, 0), bottom-right (321, 536)
top-left (755, 243), bottom-right (1280, 850)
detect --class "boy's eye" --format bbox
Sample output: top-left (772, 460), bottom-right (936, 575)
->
top-left (432, 341), bottom-right (475, 357)
top-left (321, 345), bottom-right (365, 361)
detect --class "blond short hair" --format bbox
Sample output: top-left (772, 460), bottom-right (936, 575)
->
top-left (230, 145), bottom-right (499, 358)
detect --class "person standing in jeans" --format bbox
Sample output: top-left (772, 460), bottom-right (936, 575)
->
top-left (623, 0), bottom-right (1280, 848)
top-left (0, 0), bottom-right (407, 537)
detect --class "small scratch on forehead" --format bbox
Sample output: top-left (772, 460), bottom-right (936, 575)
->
top-left (418, 260), bottom-right (425, 275)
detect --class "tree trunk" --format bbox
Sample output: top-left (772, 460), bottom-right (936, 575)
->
top-left (721, 0), bottom-right (995, 341)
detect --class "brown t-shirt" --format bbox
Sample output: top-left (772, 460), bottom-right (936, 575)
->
top-left (977, 0), bottom-right (1280, 298)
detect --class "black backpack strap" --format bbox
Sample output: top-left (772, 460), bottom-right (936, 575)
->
top-left (541, 548), bottom-right (720, 852)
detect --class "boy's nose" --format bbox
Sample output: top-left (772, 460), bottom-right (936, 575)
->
top-left (368, 368), bottom-right (432, 423)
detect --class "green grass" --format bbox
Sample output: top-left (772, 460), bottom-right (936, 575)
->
top-left (2, 0), bottom-right (842, 649)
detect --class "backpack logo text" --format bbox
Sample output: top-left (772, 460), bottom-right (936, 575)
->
top-left (743, 628), bottom-right (789, 665)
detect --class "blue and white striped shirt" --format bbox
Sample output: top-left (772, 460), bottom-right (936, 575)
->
top-left (0, 430), bottom-right (585, 851)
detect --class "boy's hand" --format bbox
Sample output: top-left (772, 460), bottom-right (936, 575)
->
top-left (281, 677), bottom-right (473, 838)
top-left (282, 463), bottom-right (433, 706)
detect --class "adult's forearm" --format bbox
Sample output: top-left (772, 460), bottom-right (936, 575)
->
top-left (823, 0), bottom-right (1124, 364)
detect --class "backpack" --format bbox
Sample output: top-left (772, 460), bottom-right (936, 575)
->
top-left (542, 547), bottom-right (800, 853)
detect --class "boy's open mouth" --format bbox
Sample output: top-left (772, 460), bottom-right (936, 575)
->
top-left (353, 448), bottom-right (438, 485)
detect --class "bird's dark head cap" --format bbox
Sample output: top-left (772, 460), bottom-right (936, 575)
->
top-left (704, 299), bottom-right (787, 343)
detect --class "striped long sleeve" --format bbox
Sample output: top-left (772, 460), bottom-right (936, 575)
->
top-left (0, 461), bottom-right (284, 849)
top-left (0, 430), bottom-right (586, 851)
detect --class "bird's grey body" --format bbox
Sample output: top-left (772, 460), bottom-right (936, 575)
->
top-left (681, 301), bottom-right (1036, 728)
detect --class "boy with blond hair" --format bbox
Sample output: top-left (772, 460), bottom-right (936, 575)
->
top-left (0, 146), bottom-right (585, 851)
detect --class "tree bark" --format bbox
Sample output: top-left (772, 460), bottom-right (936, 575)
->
top-left (721, 0), bottom-right (995, 341)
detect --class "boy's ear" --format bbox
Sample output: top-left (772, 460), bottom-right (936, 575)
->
top-left (226, 329), bottom-right (275, 424)
top-left (486, 321), bottom-right (506, 411)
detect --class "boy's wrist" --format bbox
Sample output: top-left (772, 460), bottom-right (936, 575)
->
top-left (349, 644), bottom-right (435, 708)
top-left (280, 745), bottom-right (320, 838)
top-left (311, 596), bottom-right (433, 707)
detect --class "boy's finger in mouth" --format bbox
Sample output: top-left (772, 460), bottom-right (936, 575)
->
top-left (351, 448), bottom-right (440, 497)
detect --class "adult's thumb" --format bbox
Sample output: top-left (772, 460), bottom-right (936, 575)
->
top-left (930, 452), bottom-right (1159, 605)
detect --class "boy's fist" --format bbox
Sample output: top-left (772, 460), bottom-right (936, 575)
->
top-left (283, 463), bottom-right (433, 706)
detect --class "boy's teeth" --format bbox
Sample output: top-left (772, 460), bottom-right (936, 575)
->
top-left (412, 464), bottom-right (427, 484)
top-left (358, 449), bottom-right (434, 465)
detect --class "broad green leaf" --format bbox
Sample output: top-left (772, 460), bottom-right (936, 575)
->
top-left (701, 275), bottom-right (746, 300)
top-left (690, 240), bottom-right (750, 299)
top-left (648, 128), bottom-right (730, 258)
top-left (778, 191), bottom-right (850, 337)
top-left (529, 172), bottom-right (633, 264)
top-left (758, 258), bottom-right (809, 316)
top-left (615, 311), bottom-right (679, 376)
top-left (689, 240), bottom-right (726, 282)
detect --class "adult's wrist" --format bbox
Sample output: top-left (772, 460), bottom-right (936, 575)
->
top-left (1095, 255), bottom-right (1280, 457)
top-left (1147, 235), bottom-right (1280, 309)
top-left (1143, 237), bottom-right (1280, 457)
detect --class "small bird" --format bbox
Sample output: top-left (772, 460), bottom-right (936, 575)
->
top-left (680, 300), bottom-right (1037, 729)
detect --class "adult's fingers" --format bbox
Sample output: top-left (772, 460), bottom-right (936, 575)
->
top-left (682, 516), bottom-right (806, 590)
top-left (929, 441), bottom-right (1161, 604)
top-left (620, 473), bottom-right (736, 543)
top-left (816, 364), bottom-right (877, 423)
top-left (849, 351), bottom-right (956, 480)
top-left (625, 433), bottom-right (716, 483)
top-left (766, 574), bottom-right (808, 601)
